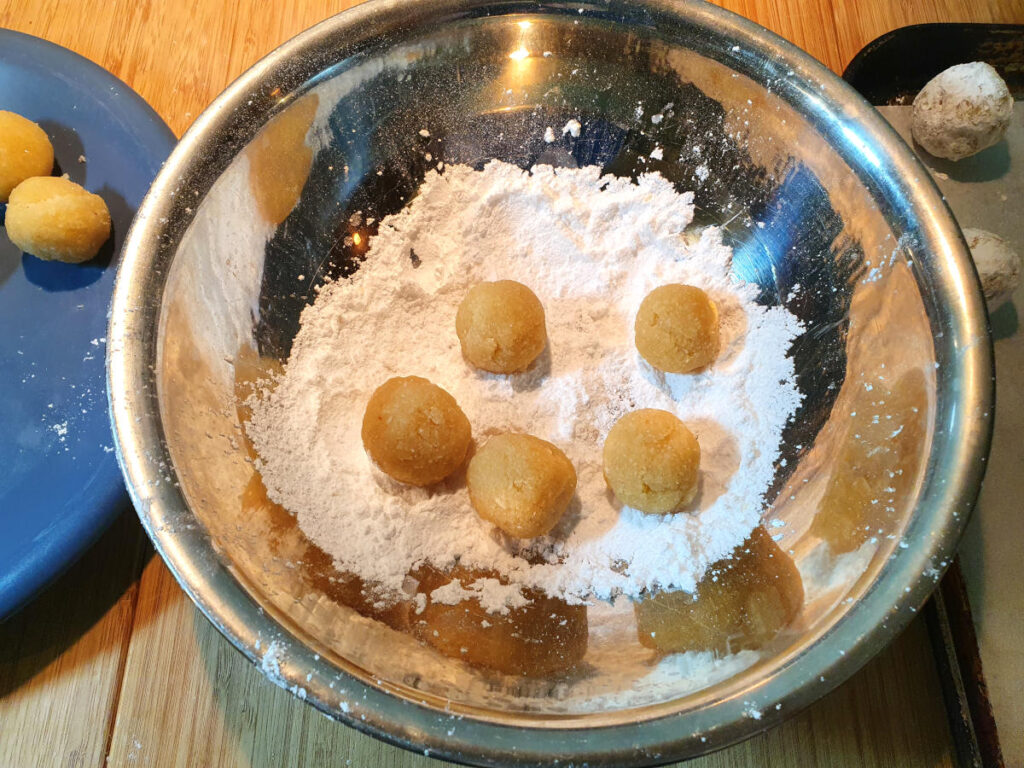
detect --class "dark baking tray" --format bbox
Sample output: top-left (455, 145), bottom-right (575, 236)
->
top-left (844, 23), bottom-right (1024, 104)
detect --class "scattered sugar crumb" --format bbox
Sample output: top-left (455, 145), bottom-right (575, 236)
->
top-left (562, 119), bottom-right (582, 138)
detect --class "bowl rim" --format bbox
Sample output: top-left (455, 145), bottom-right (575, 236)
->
top-left (107, 0), bottom-right (994, 764)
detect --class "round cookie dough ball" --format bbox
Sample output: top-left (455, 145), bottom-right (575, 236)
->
top-left (635, 284), bottom-right (719, 373)
top-left (962, 228), bottom-right (1021, 309)
top-left (361, 376), bottom-right (472, 486)
top-left (456, 280), bottom-right (546, 373)
top-left (467, 433), bottom-right (577, 539)
top-left (603, 409), bottom-right (700, 514)
top-left (0, 111), bottom-right (54, 202)
top-left (5, 176), bottom-right (111, 263)
top-left (912, 62), bottom-right (1013, 161)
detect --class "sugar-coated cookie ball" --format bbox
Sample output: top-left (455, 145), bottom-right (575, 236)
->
top-left (912, 62), bottom-right (1013, 161)
top-left (603, 409), bottom-right (700, 514)
top-left (961, 228), bottom-right (1021, 309)
top-left (635, 526), bottom-right (804, 654)
top-left (5, 176), bottom-right (111, 263)
top-left (467, 433), bottom-right (577, 538)
top-left (361, 376), bottom-right (472, 486)
top-left (635, 284), bottom-right (719, 373)
top-left (0, 111), bottom-right (54, 202)
top-left (456, 280), bottom-right (547, 373)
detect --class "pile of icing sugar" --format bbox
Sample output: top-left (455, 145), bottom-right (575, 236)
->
top-left (247, 160), bottom-right (803, 610)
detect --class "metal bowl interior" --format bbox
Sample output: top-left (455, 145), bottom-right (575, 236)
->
top-left (108, 1), bottom-right (992, 765)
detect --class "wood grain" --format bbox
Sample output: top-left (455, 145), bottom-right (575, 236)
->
top-left (0, 1), bottom-right (361, 138)
top-left (2, 0), bottom-right (1022, 766)
top-left (0, 510), bottom-right (147, 768)
top-left (7, 0), bottom-right (1020, 139)
top-left (107, 558), bottom-right (436, 768)
top-left (719, 0), bottom-right (845, 72)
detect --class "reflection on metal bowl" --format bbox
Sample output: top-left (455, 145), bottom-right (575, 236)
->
top-left (107, 1), bottom-right (992, 765)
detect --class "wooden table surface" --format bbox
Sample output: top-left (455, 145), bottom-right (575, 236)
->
top-left (2, 2), bottom-right (1022, 767)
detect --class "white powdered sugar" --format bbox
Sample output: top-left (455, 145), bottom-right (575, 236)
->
top-left (248, 160), bottom-right (803, 609)
top-left (428, 578), bottom-right (531, 614)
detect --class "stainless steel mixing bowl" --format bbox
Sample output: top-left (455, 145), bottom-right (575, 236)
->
top-left (107, 1), bottom-right (993, 764)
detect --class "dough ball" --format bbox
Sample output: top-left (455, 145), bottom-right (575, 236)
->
top-left (361, 376), bottom-right (471, 486)
top-left (961, 228), bottom-right (1021, 309)
top-left (912, 62), bottom-right (1013, 161)
top-left (635, 284), bottom-right (719, 373)
top-left (603, 409), bottom-right (700, 514)
top-left (413, 565), bottom-right (588, 676)
top-left (0, 111), bottom-right (54, 202)
top-left (456, 280), bottom-right (546, 373)
top-left (5, 175), bottom-right (111, 263)
top-left (635, 526), bottom-right (804, 654)
top-left (467, 433), bottom-right (576, 538)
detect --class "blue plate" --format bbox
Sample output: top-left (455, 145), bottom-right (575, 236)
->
top-left (0, 30), bottom-right (176, 618)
